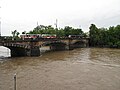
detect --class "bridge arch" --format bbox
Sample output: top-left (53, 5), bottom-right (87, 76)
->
top-left (4, 46), bottom-right (29, 57)
top-left (1, 43), bottom-right (40, 57)
top-left (41, 41), bottom-right (67, 51)
top-left (0, 46), bottom-right (11, 57)
top-left (73, 41), bottom-right (87, 48)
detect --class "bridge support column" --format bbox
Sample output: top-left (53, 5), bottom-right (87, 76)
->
top-left (65, 44), bottom-right (74, 50)
top-left (65, 38), bottom-right (74, 50)
top-left (10, 47), bottom-right (28, 57)
top-left (10, 47), bottom-right (40, 57)
top-left (50, 45), bottom-right (66, 51)
top-left (30, 47), bottom-right (40, 56)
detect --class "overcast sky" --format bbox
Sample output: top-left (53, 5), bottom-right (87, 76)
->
top-left (0, 0), bottom-right (120, 36)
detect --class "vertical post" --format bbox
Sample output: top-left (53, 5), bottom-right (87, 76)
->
top-left (55, 19), bottom-right (57, 29)
top-left (69, 38), bottom-right (71, 50)
top-left (14, 73), bottom-right (17, 90)
top-left (37, 21), bottom-right (38, 26)
top-left (68, 37), bottom-right (73, 50)
top-left (55, 19), bottom-right (58, 37)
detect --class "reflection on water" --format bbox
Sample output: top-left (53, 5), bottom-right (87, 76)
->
top-left (0, 48), bottom-right (120, 90)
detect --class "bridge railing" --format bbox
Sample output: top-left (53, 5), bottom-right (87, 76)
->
top-left (0, 36), bottom-right (89, 42)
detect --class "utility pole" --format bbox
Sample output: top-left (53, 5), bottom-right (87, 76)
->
top-left (54, 19), bottom-right (58, 37)
top-left (55, 19), bottom-right (58, 29)
top-left (37, 21), bottom-right (39, 26)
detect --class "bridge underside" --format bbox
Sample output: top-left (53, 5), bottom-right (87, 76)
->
top-left (9, 47), bottom-right (27, 57)
top-left (73, 41), bottom-right (87, 48)
top-left (41, 41), bottom-right (87, 51)
top-left (7, 46), bottom-right (40, 57)
top-left (49, 42), bottom-right (66, 51)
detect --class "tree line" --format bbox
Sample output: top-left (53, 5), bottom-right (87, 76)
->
top-left (89, 24), bottom-right (120, 48)
top-left (27, 25), bottom-right (87, 37)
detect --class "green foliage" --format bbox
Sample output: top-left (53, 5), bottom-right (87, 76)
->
top-left (28, 25), bottom-right (85, 37)
top-left (115, 41), bottom-right (120, 48)
top-left (11, 30), bottom-right (20, 40)
top-left (57, 28), bottom-right (65, 37)
top-left (64, 26), bottom-right (83, 36)
top-left (29, 25), bottom-right (56, 34)
top-left (22, 31), bottom-right (26, 34)
top-left (89, 24), bottom-right (120, 48)
top-left (89, 24), bottom-right (99, 46)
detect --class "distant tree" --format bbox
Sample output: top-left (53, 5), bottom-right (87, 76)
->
top-left (74, 28), bottom-right (83, 35)
top-left (28, 24), bottom-right (85, 37)
top-left (57, 28), bottom-right (65, 37)
top-left (64, 26), bottom-right (73, 36)
top-left (16, 32), bottom-right (20, 37)
top-left (12, 30), bottom-right (17, 40)
top-left (28, 25), bottom-right (56, 34)
top-left (11, 30), bottom-right (20, 40)
top-left (89, 24), bottom-right (99, 46)
top-left (22, 31), bottom-right (26, 34)
top-left (89, 24), bottom-right (120, 48)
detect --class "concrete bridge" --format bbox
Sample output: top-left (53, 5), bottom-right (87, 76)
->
top-left (0, 37), bottom-right (89, 57)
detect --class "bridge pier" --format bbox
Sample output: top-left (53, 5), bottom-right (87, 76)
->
top-left (65, 45), bottom-right (74, 50)
top-left (10, 47), bottom-right (40, 57)
top-left (50, 44), bottom-right (66, 51)
top-left (49, 44), bottom-right (74, 51)
top-left (29, 47), bottom-right (40, 56)
top-left (10, 47), bottom-right (27, 57)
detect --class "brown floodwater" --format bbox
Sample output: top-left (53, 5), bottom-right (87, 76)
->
top-left (0, 48), bottom-right (120, 90)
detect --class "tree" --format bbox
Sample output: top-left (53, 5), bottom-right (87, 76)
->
top-left (28, 24), bottom-right (85, 38)
top-left (64, 26), bottom-right (73, 36)
top-left (12, 30), bottom-right (17, 40)
top-left (11, 30), bottom-right (20, 40)
top-left (16, 32), bottom-right (20, 37)
top-left (89, 24), bottom-right (120, 48)
top-left (22, 31), bottom-right (26, 34)
top-left (89, 24), bottom-right (99, 46)
top-left (57, 28), bottom-right (65, 37)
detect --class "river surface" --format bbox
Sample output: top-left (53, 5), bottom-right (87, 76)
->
top-left (0, 47), bottom-right (120, 90)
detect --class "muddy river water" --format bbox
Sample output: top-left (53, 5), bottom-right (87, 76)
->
top-left (0, 48), bottom-right (120, 90)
